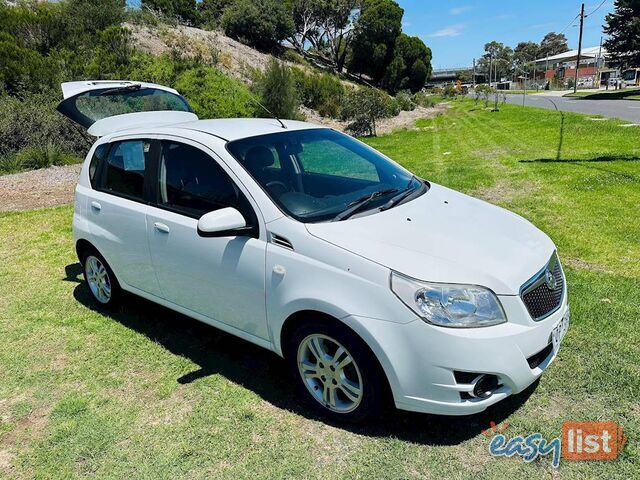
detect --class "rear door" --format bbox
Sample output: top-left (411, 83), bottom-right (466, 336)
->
top-left (87, 138), bottom-right (163, 296)
top-left (57, 81), bottom-right (197, 136)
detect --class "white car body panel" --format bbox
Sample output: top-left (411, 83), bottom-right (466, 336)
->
top-left (88, 111), bottom-right (198, 137)
top-left (69, 81), bottom-right (569, 416)
top-left (306, 183), bottom-right (555, 295)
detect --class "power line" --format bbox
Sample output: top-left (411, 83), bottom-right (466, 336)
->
top-left (558, 13), bottom-right (581, 35)
top-left (586, 0), bottom-right (608, 17)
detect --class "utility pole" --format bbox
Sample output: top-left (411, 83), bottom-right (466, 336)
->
top-left (488, 53), bottom-right (493, 87)
top-left (574, 3), bottom-right (585, 94)
top-left (596, 35), bottom-right (603, 88)
top-left (472, 58), bottom-right (476, 88)
top-left (533, 59), bottom-right (538, 91)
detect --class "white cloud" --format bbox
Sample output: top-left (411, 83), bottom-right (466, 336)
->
top-left (428, 24), bottom-right (466, 38)
top-left (449, 6), bottom-right (472, 15)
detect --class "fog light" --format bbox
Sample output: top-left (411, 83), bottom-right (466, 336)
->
top-left (471, 374), bottom-right (499, 399)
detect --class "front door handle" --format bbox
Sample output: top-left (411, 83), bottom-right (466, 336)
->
top-left (154, 222), bottom-right (170, 234)
top-left (90, 201), bottom-right (101, 211)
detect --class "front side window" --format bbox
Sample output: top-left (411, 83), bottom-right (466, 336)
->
top-left (227, 129), bottom-right (425, 222)
top-left (101, 140), bottom-right (152, 200)
top-left (158, 141), bottom-right (244, 219)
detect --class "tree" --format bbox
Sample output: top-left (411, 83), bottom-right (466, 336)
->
top-left (340, 87), bottom-right (391, 136)
top-left (141, 0), bottom-right (198, 24)
top-left (287, 0), bottom-right (323, 55)
top-left (222, 0), bottom-right (294, 51)
top-left (603, 0), bottom-right (640, 68)
top-left (538, 32), bottom-right (569, 58)
top-left (514, 41), bottom-right (540, 68)
top-left (198, 0), bottom-right (234, 28)
top-left (382, 33), bottom-right (432, 93)
top-left (311, 0), bottom-right (360, 72)
top-left (478, 41), bottom-right (514, 81)
top-left (348, 0), bottom-right (403, 82)
top-left (254, 59), bottom-right (300, 119)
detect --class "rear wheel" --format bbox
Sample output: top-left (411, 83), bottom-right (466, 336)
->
top-left (81, 249), bottom-right (121, 309)
top-left (287, 319), bottom-right (388, 423)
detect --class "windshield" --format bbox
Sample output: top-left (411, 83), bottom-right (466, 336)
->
top-left (57, 86), bottom-right (192, 129)
top-left (227, 129), bottom-right (426, 222)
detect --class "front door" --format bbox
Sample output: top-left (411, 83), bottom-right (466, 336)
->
top-left (146, 140), bottom-right (269, 340)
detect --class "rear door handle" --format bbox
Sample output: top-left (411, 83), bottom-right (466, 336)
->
top-left (90, 201), bottom-right (101, 211)
top-left (154, 222), bottom-right (170, 234)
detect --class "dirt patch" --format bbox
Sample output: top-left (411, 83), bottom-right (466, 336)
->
top-left (0, 164), bottom-right (81, 213)
top-left (0, 449), bottom-right (16, 477)
top-left (473, 179), bottom-right (525, 205)
top-left (302, 104), bottom-right (447, 136)
top-left (562, 257), bottom-right (614, 274)
top-left (0, 404), bottom-right (51, 477)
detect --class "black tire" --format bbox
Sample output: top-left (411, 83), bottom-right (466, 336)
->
top-left (286, 318), bottom-right (389, 423)
top-left (80, 247), bottom-right (122, 309)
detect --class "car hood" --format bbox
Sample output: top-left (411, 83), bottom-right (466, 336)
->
top-left (305, 183), bottom-right (555, 295)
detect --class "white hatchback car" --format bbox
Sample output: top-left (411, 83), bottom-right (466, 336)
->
top-left (60, 80), bottom-right (569, 422)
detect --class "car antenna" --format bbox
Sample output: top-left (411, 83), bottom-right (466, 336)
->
top-left (254, 99), bottom-right (287, 129)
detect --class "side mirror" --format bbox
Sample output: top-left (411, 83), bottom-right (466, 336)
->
top-left (197, 208), bottom-right (252, 238)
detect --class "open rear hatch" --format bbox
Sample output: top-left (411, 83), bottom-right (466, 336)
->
top-left (57, 81), bottom-right (198, 136)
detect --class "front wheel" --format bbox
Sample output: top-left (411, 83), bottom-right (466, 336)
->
top-left (287, 320), bottom-right (388, 423)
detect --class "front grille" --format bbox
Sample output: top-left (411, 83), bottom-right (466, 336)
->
top-left (520, 253), bottom-right (564, 321)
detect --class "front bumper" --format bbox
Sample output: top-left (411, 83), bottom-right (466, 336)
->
top-left (342, 293), bottom-right (569, 416)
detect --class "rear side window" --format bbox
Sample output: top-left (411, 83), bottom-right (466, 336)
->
top-left (101, 140), bottom-right (152, 200)
top-left (157, 141), bottom-right (254, 221)
top-left (88, 143), bottom-right (109, 187)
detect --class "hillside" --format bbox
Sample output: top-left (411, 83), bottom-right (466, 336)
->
top-left (127, 22), bottom-right (444, 135)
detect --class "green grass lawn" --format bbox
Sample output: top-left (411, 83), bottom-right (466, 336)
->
top-left (1, 100), bottom-right (639, 478)
top-left (564, 88), bottom-right (640, 100)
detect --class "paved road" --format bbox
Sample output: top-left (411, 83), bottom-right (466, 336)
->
top-left (501, 93), bottom-right (640, 123)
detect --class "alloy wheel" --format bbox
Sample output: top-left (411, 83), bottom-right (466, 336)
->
top-left (297, 334), bottom-right (364, 413)
top-left (85, 255), bottom-right (112, 304)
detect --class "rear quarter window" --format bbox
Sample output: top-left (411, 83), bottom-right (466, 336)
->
top-left (89, 143), bottom-right (110, 187)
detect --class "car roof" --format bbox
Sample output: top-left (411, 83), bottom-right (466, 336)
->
top-left (121, 117), bottom-right (329, 142)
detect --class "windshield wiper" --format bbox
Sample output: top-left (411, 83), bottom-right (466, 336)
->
top-left (332, 188), bottom-right (399, 221)
top-left (100, 84), bottom-right (142, 96)
top-left (379, 176), bottom-right (422, 211)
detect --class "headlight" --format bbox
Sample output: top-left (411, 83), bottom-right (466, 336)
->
top-left (390, 272), bottom-right (506, 328)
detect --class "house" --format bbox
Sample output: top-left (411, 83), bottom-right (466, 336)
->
top-left (533, 47), bottom-right (607, 87)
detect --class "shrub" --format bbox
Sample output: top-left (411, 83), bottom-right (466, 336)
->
top-left (341, 87), bottom-right (391, 137)
top-left (385, 96), bottom-right (401, 116)
top-left (15, 144), bottom-right (78, 170)
top-left (0, 153), bottom-right (24, 174)
top-left (300, 71), bottom-right (344, 117)
top-left (174, 67), bottom-right (258, 118)
top-left (395, 90), bottom-right (415, 111)
top-left (141, 0), bottom-right (198, 25)
top-left (412, 91), bottom-right (436, 108)
top-left (128, 49), bottom-right (210, 87)
top-left (253, 59), bottom-right (300, 119)
top-left (289, 68), bottom-right (344, 118)
top-left (84, 26), bottom-right (133, 80)
top-left (0, 32), bottom-right (57, 95)
top-left (0, 92), bottom-right (89, 159)
top-left (222, 0), bottom-right (294, 51)
top-left (443, 84), bottom-right (457, 98)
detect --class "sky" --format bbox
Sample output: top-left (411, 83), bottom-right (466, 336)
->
top-left (399, 0), bottom-right (614, 69)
